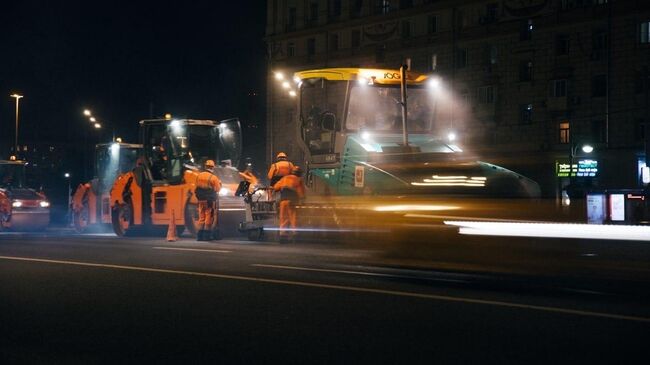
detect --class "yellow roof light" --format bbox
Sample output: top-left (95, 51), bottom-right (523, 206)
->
top-left (294, 68), bottom-right (429, 85)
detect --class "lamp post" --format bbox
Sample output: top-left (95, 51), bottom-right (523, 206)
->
top-left (564, 143), bottom-right (594, 207)
top-left (64, 172), bottom-right (71, 226)
top-left (10, 94), bottom-right (23, 155)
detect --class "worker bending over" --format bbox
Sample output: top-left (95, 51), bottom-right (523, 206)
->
top-left (273, 166), bottom-right (305, 242)
top-left (239, 164), bottom-right (259, 193)
top-left (195, 159), bottom-right (222, 241)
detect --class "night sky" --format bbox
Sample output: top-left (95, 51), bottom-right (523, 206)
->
top-left (0, 0), bottom-right (267, 150)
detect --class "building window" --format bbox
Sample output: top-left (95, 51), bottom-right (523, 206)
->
top-left (484, 3), bottom-right (498, 23)
top-left (350, 0), bottom-right (363, 18)
top-left (456, 48), bottom-right (467, 68)
top-left (592, 74), bottom-right (607, 97)
top-left (520, 104), bottom-right (533, 124)
top-left (478, 86), bottom-right (495, 104)
top-left (593, 29), bottom-right (607, 50)
top-left (401, 20), bottom-right (412, 38)
top-left (287, 42), bottom-right (295, 57)
top-left (591, 120), bottom-right (605, 143)
top-left (429, 54), bottom-right (437, 71)
top-left (328, 0), bottom-right (342, 19)
top-left (400, 0), bottom-right (413, 9)
top-left (374, 0), bottom-right (391, 15)
top-left (641, 21), bottom-right (650, 43)
top-left (550, 79), bottom-right (567, 97)
top-left (519, 60), bottom-right (533, 82)
top-left (520, 19), bottom-right (533, 40)
top-left (308, 2), bottom-right (319, 24)
top-left (382, 0), bottom-right (391, 14)
top-left (307, 38), bottom-right (316, 56)
top-left (351, 30), bottom-right (361, 48)
top-left (329, 33), bottom-right (339, 51)
top-left (427, 15), bottom-right (437, 34)
top-left (556, 34), bottom-right (570, 55)
top-left (559, 121), bottom-right (570, 144)
top-left (485, 45), bottom-right (497, 65)
top-left (286, 7), bottom-right (297, 31)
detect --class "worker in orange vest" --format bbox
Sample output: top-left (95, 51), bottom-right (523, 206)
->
top-left (273, 165), bottom-right (305, 242)
top-left (267, 152), bottom-right (294, 188)
top-left (195, 159), bottom-right (222, 241)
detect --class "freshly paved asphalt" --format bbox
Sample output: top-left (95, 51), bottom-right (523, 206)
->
top-left (1, 232), bottom-right (649, 364)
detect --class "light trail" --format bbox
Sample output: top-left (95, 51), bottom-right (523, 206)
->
top-left (445, 221), bottom-right (650, 241)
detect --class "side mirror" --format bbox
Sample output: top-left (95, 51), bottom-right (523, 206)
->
top-left (321, 112), bottom-right (337, 131)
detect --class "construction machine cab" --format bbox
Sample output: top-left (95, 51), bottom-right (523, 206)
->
top-left (140, 118), bottom-right (242, 184)
top-left (94, 142), bottom-right (142, 192)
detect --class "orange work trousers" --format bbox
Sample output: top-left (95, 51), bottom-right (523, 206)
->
top-left (279, 200), bottom-right (297, 237)
top-left (198, 200), bottom-right (217, 231)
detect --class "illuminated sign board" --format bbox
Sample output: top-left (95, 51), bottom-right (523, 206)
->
top-left (609, 194), bottom-right (625, 221)
top-left (556, 159), bottom-right (598, 177)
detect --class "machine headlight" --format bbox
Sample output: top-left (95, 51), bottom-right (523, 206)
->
top-left (12, 201), bottom-right (22, 208)
top-left (40, 201), bottom-right (50, 208)
top-left (219, 187), bottom-right (231, 196)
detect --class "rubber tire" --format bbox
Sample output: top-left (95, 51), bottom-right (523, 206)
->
top-left (112, 202), bottom-right (133, 237)
top-left (184, 199), bottom-right (199, 237)
top-left (73, 202), bottom-right (90, 233)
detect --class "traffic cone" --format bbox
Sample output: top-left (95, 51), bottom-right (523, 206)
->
top-left (167, 209), bottom-right (178, 242)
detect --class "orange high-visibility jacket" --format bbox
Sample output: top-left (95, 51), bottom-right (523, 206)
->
top-left (267, 160), bottom-right (295, 182)
top-left (195, 171), bottom-right (222, 201)
top-left (273, 174), bottom-right (305, 202)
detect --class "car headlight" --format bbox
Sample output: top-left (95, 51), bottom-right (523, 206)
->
top-left (219, 187), bottom-right (231, 196)
top-left (40, 201), bottom-right (50, 208)
top-left (12, 201), bottom-right (22, 208)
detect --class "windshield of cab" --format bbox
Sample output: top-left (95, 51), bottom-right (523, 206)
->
top-left (168, 124), bottom-right (219, 167)
top-left (0, 163), bottom-right (26, 188)
top-left (346, 85), bottom-right (434, 133)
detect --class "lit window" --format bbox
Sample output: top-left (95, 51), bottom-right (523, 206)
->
top-left (559, 121), bottom-right (570, 144)
top-left (641, 21), bottom-right (650, 43)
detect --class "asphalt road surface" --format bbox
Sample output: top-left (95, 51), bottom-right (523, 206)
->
top-left (1, 232), bottom-right (649, 364)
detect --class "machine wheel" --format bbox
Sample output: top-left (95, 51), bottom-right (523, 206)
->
top-left (73, 201), bottom-right (90, 233)
top-left (184, 199), bottom-right (199, 237)
top-left (247, 228), bottom-right (263, 241)
top-left (112, 202), bottom-right (133, 237)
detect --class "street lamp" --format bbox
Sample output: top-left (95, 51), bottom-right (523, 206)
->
top-left (64, 172), bottom-right (72, 226)
top-left (10, 94), bottom-right (23, 155)
top-left (563, 143), bottom-right (594, 206)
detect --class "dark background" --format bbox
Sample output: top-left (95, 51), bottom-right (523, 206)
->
top-left (0, 1), bottom-right (268, 222)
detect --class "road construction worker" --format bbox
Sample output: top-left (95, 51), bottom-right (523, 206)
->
top-left (194, 159), bottom-right (222, 241)
top-left (273, 165), bottom-right (305, 242)
top-left (267, 152), bottom-right (294, 188)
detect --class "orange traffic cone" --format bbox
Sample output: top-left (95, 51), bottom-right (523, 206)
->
top-left (167, 209), bottom-right (178, 242)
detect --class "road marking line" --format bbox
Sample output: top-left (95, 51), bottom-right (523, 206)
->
top-left (1, 255), bottom-right (649, 324)
top-left (152, 247), bottom-right (231, 253)
top-left (251, 264), bottom-right (468, 283)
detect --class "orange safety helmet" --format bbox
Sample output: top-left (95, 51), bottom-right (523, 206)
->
top-left (276, 152), bottom-right (288, 160)
top-left (205, 159), bottom-right (216, 168)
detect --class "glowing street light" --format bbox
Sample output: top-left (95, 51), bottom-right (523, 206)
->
top-left (89, 117), bottom-right (96, 122)
top-left (83, 109), bottom-right (92, 116)
top-left (94, 123), bottom-right (102, 129)
top-left (10, 93), bottom-right (23, 154)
